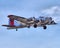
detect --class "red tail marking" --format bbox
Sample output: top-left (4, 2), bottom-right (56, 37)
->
top-left (9, 19), bottom-right (14, 26)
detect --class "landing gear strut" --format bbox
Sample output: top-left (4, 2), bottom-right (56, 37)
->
top-left (16, 28), bottom-right (18, 31)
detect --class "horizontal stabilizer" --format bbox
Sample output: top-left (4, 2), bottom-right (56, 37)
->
top-left (2, 25), bottom-right (15, 27)
top-left (7, 25), bottom-right (27, 29)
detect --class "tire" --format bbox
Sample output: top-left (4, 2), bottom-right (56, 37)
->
top-left (43, 26), bottom-right (47, 29)
top-left (34, 24), bottom-right (37, 28)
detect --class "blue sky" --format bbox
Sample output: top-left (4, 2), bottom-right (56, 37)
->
top-left (0, 0), bottom-right (60, 48)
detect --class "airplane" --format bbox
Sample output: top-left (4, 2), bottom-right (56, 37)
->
top-left (2, 15), bottom-right (57, 31)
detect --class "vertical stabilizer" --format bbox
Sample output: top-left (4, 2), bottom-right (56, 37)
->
top-left (9, 18), bottom-right (14, 26)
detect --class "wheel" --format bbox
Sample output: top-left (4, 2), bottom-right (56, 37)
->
top-left (43, 26), bottom-right (47, 29)
top-left (34, 24), bottom-right (37, 28)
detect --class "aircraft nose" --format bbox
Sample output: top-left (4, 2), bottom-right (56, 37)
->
top-left (51, 21), bottom-right (57, 24)
top-left (53, 22), bottom-right (57, 24)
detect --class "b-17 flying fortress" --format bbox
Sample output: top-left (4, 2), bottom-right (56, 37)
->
top-left (2, 15), bottom-right (57, 31)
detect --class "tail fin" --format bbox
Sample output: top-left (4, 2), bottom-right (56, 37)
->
top-left (9, 19), bottom-right (14, 26)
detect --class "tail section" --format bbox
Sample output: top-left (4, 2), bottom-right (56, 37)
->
top-left (9, 18), bottom-right (14, 26)
top-left (2, 19), bottom-right (15, 27)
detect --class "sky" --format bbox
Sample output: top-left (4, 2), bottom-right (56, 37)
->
top-left (0, 0), bottom-right (60, 48)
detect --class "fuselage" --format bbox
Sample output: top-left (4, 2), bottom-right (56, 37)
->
top-left (8, 15), bottom-right (56, 26)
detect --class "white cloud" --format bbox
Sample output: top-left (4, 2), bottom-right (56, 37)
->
top-left (41, 6), bottom-right (60, 16)
top-left (40, 6), bottom-right (60, 22)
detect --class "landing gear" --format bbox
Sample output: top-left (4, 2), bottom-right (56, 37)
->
top-left (34, 24), bottom-right (37, 28)
top-left (43, 26), bottom-right (47, 29)
top-left (16, 28), bottom-right (18, 31)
